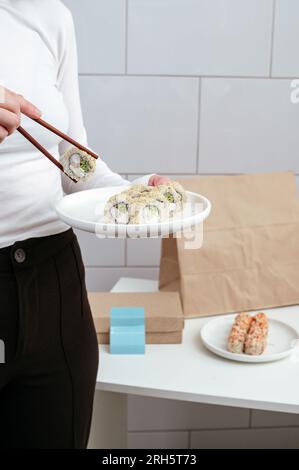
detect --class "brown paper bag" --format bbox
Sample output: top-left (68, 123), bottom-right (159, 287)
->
top-left (159, 172), bottom-right (299, 317)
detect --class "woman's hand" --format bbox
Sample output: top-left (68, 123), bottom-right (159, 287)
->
top-left (148, 174), bottom-right (171, 186)
top-left (0, 86), bottom-right (41, 143)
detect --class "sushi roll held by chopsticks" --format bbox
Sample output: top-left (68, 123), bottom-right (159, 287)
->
top-left (60, 146), bottom-right (96, 182)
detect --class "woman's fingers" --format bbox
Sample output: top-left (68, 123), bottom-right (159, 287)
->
top-left (0, 125), bottom-right (9, 143)
top-left (0, 94), bottom-right (20, 116)
top-left (16, 94), bottom-right (41, 119)
top-left (148, 175), bottom-right (171, 186)
top-left (0, 108), bottom-right (20, 135)
top-left (1, 87), bottom-right (41, 120)
top-left (0, 87), bottom-right (42, 144)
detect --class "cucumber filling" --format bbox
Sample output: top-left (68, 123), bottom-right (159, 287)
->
top-left (110, 202), bottom-right (129, 224)
top-left (164, 191), bottom-right (175, 203)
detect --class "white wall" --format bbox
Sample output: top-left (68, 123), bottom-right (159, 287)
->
top-left (63, 0), bottom-right (299, 449)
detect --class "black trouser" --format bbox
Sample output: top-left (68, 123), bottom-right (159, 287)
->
top-left (0, 229), bottom-right (99, 449)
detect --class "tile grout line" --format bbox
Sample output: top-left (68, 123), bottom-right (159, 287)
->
top-left (124, 0), bottom-right (129, 74)
top-left (128, 172), bottom-right (227, 176)
top-left (128, 424), bottom-right (299, 434)
top-left (79, 73), bottom-right (299, 80)
top-left (127, 173), bottom-right (198, 176)
top-left (121, 172), bottom-right (299, 176)
top-left (269, 0), bottom-right (277, 77)
top-left (196, 78), bottom-right (201, 174)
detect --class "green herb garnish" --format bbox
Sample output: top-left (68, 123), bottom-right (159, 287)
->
top-left (80, 158), bottom-right (91, 174)
top-left (115, 203), bottom-right (128, 213)
top-left (165, 192), bottom-right (175, 203)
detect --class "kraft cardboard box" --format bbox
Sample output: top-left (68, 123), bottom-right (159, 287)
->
top-left (88, 291), bottom-right (184, 344)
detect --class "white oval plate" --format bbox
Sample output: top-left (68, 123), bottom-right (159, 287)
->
top-left (55, 186), bottom-right (211, 238)
top-left (200, 314), bottom-right (299, 363)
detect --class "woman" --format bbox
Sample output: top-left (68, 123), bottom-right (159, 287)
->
top-left (0, 0), bottom-right (168, 449)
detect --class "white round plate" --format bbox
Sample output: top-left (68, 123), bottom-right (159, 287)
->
top-left (55, 186), bottom-right (211, 238)
top-left (200, 314), bottom-right (299, 363)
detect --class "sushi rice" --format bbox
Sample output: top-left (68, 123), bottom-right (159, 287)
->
top-left (104, 192), bottom-right (131, 224)
top-left (60, 146), bottom-right (96, 182)
top-left (104, 181), bottom-right (186, 224)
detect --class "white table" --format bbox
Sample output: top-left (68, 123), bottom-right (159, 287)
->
top-left (92, 278), bottom-right (299, 448)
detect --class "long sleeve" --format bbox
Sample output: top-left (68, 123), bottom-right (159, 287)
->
top-left (57, 8), bottom-right (153, 194)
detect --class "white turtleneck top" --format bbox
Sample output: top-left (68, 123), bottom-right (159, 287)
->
top-left (0, 0), bottom-right (150, 248)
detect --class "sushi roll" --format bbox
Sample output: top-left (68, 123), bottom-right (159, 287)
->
top-left (244, 312), bottom-right (268, 355)
top-left (60, 146), bottom-right (96, 182)
top-left (158, 184), bottom-right (182, 214)
top-left (104, 193), bottom-right (132, 224)
top-left (227, 313), bottom-right (253, 354)
top-left (130, 197), bottom-right (164, 224)
top-left (103, 181), bottom-right (187, 225)
top-left (171, 181), bottom-right (187, 204)
top-left (125, 184), bottom-right (156, 199)
top-left (150, 191), bottom-right (172, 221)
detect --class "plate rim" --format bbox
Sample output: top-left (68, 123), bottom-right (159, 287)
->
top-left (200, 314), bottom-right (299, 363)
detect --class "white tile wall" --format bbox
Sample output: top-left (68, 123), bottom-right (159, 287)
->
top-left (86, 267), bottom-right (159, 291)
top-left (79, 76), bottom-right (199, 174)
top-left (63, 0), bottom-right (299, 449)
top-left (128, 0), bottom-right (273, 76)
top-left (75, 230), bottom-right (125, 267)
top-left (128, 431), bottom-right (189, 450)
top-left (63, 0), bottom-right (126, 74)
top-left (252, 410), bottom-right (299, 428)
top-left (128, 174), bottom-right (195, 181)
top-left (190, 427), bottom-right (299, 449)
top-left (272, 0), bottom-right (299, 77)
top-left (128, 396), bottom-right (250, 431)
top-left (199, 78), bottom-right (299, 173)
top-left (127, 238), bottom-right (161, 267)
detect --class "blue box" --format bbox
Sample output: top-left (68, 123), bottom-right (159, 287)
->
top-left (110, 307), bottom-right (145, 355)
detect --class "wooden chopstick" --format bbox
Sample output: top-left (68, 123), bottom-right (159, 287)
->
top-left (30, 117), bottom-right (99, 160)
top-left (17, 126), bottom-right (78, 183)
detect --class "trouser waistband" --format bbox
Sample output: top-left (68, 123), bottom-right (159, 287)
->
top-left (0, 229), bottom-right (75, 271)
